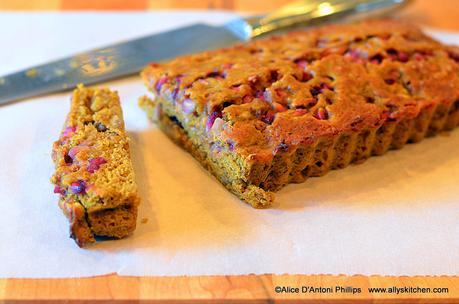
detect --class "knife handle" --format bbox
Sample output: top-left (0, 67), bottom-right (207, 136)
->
top-left (236, 0), bottom-right (410, 39)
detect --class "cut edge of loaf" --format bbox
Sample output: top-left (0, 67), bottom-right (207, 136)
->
top-left (140, 95), bottom-right (459, 208)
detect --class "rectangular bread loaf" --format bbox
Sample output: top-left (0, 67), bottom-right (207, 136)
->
top-left (51, 85), bottom-right (140, 247)
top-left (140, 19), bottom-right (459, 208)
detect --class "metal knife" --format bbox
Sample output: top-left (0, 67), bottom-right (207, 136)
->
top-left (0, 0), bottom-right (409, 105)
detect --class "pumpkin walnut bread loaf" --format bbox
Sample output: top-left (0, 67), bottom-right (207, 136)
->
top-left (140, 19), bottom-right (459, 208)
top-left (140, 20), bottom-right (459, 207)
top-left (51, 85), bottom-right (140, 247)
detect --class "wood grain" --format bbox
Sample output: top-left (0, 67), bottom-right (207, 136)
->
top-left (1, 0), bottom-right (459, 32)
top-left (1, 0), bottom-right (459, 302)
top-left (2, 275), bottom-right (458, 302)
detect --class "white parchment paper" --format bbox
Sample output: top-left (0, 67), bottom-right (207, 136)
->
top-left (0, 12), bottom-right (458, 278)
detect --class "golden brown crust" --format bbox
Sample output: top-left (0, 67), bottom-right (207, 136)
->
top-left (51, 85), bottom-right (140, 247)
top-left (140, 19), bottom-right (459, 207)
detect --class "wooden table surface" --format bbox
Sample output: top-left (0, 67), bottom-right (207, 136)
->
top-left (1, 0), bottom-right (459, 302)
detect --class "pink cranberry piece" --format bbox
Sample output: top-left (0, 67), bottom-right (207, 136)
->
top-left (68, 146), bottom-right (79, 159)
top-left (346, 50), bottom-right (361, 60)
top-left (70, 180), bottom-right (86, 194)
top-left (62, 126), bottom-right (76, 138)
top-left (175, 74), bottom-right (183, 85)
top-left (54, 185), bottom-right (64, 194)
top-left (398, 51), bottom-right (409, 62)
top-left (294, 59), bottom-right (308, 69)
top-left (255, 90), bottom-right (266, 100)
top-left (345, 49), bottom-right (365, 63)
top-left (155, 76), bottom-right (168, 93)
top-left (206, 111), bottom-right (222, 132)
top-left (262, 111), bottom-right (275, 124)
top-left (387, 49), bottom-right (409, 63)
top-left (315, 107), bottom-right (329, 120)
top-left (87, 157), bottom-right (107, 173)
top-left (413, 52), bottom-right (430, 61)
top-left (301, 72), bottom-right (313, 82)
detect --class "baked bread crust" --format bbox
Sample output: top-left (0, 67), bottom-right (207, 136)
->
top-left (141, 19), bottom-right (459, 207)
top-left (51, 85), bottom-right (140, 247)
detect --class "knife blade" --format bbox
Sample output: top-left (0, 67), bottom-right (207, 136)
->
top-left (0, 0), bottom-right (409, 105)
top-left (0, 24), bottom-right (243, 105)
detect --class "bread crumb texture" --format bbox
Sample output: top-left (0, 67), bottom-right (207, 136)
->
top-left (51, 85), bottom-right (140, 247)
